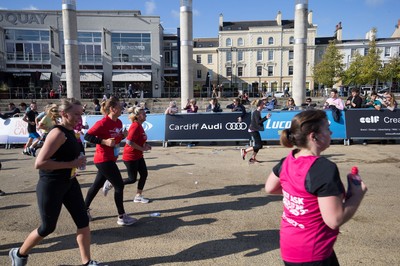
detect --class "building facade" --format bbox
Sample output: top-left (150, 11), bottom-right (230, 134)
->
top-left (0, 8), bottom-right (399, 100)
top-left (0, 9), bottom-right (163, 99)
top-left (207, 12), bottom-right (317, 97)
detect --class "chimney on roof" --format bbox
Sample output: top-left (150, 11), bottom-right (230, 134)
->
top-left (276, 11), bottom-right (282, 26)
top-left (219, 13), bottom-right (223, 31)
top-left (335, 22), bottom-right (342, 41)
top-left (308, 10), bottom-right (313, 25)
top-left (366, 28), bottom-right (376, 41)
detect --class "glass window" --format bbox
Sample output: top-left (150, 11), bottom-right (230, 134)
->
top-left (207, 54), bottom-right (212, 64)
top-left (111, 32), bottom-right (151, 63)
top-left (227, 67), bottom-right (232, 77)
top-left (196, 54), bottom-right (201, 63)
top-left (289, 36), bottom-right (294, 44)
top-left (197, 69), bottom-right (202, 79)
top-left (268, 66), bottom-right (273, 76)
top-left (257, 50), bottom-right (262, 61)
top-left (268, 50), bottom-right (273, 61)
top-left (238, 38), bottom-right (244, 46)
top-left (289, 50), bottom-right (294, 60)
top-left (385, 47), bottom-right (391, 57)
top-left (257, 37), bottom-right (263, 45)
top-left (226, 51), bottom-right (232, 62)
top-left (226, 38), bottom-right (232, 46)
top-left (288, 66), bottom-right (293, 75)
top-left (238, 66), bottom-right (243, 77)
top-left (257, 66), bottom-right (262, 76)
top-left (5, 29), bottom-right (50, 62)
top-left (268, 37), bottom-right (274, 45)
top-left (238, 50), bottom-right (243, 61)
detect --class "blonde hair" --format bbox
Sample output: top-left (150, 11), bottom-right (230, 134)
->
top-left (59, 98), bottom-right (81, 113)
top-left (101, 97), bottom-right (120, 115)
top-left (127, 106), bottom-right (144, 122)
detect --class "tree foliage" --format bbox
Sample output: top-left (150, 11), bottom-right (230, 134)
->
top-left (382, 56), bottom-right (400, 81)
top-left (313, 41), bottom-right (345, 88)
top-left (343, 28), bottom-right (383, 87)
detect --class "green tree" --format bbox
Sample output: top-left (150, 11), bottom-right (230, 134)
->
top-left (313, 41), bottom-right (345, 88)
top-left (382, 55), bottom-right (400, 88)
top-left (343, 51), bottom-right (364, 86)
top-left (359, 29), bottom-right (382, 86)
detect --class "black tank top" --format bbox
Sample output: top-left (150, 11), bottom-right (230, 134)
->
top-left (39, 125), bottom-right (80, 180)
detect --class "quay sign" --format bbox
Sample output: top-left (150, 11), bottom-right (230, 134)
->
top-left (0, 12), bottom-right (47, 26)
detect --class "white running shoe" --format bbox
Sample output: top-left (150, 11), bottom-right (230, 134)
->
top-left (102, 180), bottom-right (113, 196)
top-left (133, 194), bottom-right (150, 203)
top-left (9, 248), bottom-right (28, 266)
top-left (117, 214), bottom-right (137, 226)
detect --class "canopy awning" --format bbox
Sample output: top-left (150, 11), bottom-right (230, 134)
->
top-left (60, 72), bottom-right (103, 82)
top-left (112, 73), bottom-right (151, 82)
top-left (80, 72), bottom-right (103, 82)
top-left (40, 72), bottom-right (52, 81)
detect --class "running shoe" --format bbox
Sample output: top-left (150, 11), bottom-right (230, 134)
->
top-left (133, 194), bottom-right (150, 204)
top-left (249, 158), bottom-right (261, 164)
top-left (86, 260), bottom-right (104, 265)
top-left (30, 148), bottom-right (36, 157)
top-left (24, 148), bottom-right (31, 156)
top-left (102, 180), bottom-right (113, 196)
top-left (240, 148), bottom-right (247, 160)
top-left (117, 214), bottom-right (137, 226)
top-left (9, 248), bottom-right (28, 266)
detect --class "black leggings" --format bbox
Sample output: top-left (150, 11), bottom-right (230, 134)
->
top-left (85, 161), bottom-right (125, 215)
top-left (284, 251), bottom-right (340, 266)
top-left (123, 158), bottom-right (148, 191)
top-left (37, 177), bottom-right (88, 237)
top-left (250, 131), bottom-right (263, 153)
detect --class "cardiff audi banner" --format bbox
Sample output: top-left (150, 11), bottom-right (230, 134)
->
top-left (345, 109), bottom-right (400, 139)
top-left (165, 112), bottom-right (251, 141)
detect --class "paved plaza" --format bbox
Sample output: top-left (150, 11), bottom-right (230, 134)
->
top-left (0, 142), bottom-right (399, 265)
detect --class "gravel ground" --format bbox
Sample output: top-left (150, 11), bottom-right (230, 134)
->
top-left (0, 142), bottom-right (399, 266)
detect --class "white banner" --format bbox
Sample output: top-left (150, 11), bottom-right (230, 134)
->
top-left (0, 117), bottom-right (29, 144)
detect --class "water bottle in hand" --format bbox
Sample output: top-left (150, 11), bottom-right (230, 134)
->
top-left (346, 166), bottom-right (361, 199)
top-left (78, 152), bottom-right (86, 170)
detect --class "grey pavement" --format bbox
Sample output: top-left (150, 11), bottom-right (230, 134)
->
top-left (0, 142), bottom-right (399, 265)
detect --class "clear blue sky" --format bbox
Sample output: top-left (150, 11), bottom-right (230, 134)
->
top-left (1, 0), bottom-right (399, 39)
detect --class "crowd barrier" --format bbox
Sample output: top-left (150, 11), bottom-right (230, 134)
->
top-left (1, 109), bottom-right (398, 148)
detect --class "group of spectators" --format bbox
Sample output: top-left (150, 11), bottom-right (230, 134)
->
top-left (324, 88), bottom-right (397, 111)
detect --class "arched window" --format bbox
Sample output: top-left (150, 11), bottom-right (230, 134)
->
top-left (226, 38), bottom-right (232, 47)
top-left (289, 36), bottom-right (294, 44)
top-left (268, 37), bottom-right (274, 45)
top-left (237, 38), bottom-right (244, 46)
top-left (257, 37), bottom-right (263, 45)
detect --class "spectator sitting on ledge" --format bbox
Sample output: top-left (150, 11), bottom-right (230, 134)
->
top-left (206, 98), bottom-right (223, 113)
top-left (0, 102), bottom-right (20, 119)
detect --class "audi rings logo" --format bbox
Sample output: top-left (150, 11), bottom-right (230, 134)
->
top-left (225, 122), bottom-right (247, 130)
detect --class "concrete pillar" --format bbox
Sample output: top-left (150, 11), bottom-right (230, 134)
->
top-left (62, 0), bottom-right (80, 99)
top-left (293, 0), bottom-right (308, 106)
top-left (180, 0), bottom-right (193, 109)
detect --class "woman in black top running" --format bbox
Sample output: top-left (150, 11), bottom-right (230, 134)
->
top-left (9, 99), bottom-right (102, 266)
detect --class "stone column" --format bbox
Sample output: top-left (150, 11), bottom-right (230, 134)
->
top-left (180, 0), bottom-right (193, 109)
top-left (62, 0), bottom-right (80, 99)
top-left (293, 0), bottom-right (308, 106)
